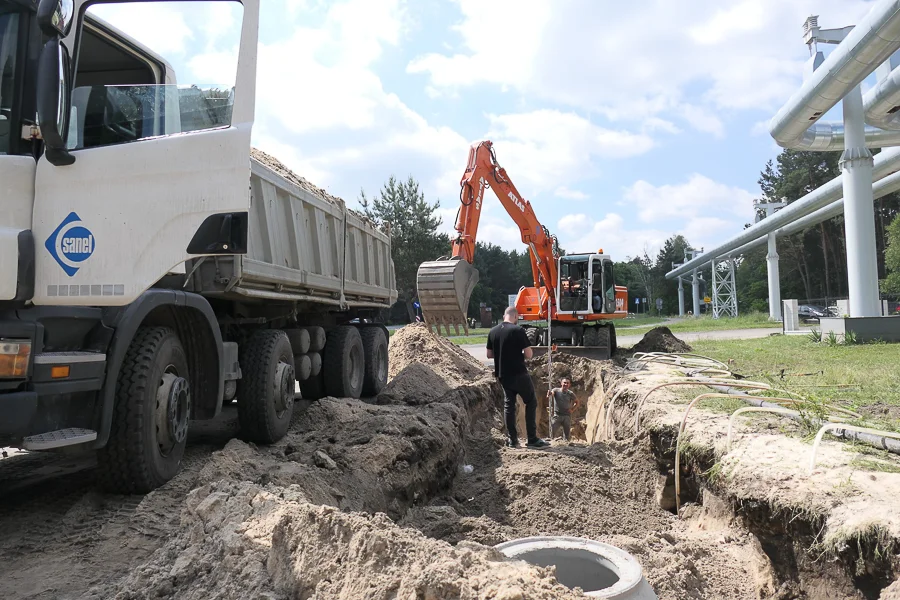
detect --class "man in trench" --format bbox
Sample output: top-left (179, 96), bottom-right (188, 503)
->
top-left (548, 378), bottom-right (577, 442)
top-left (486, 307), bottom-right (549, 449)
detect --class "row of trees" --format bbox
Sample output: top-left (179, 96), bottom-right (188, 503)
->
top-left (361, 148), bottom-right (900, 323)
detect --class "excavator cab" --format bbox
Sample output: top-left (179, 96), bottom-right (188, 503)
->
top-left (416, 257), bottom-right (480, 335)
top-left (558, 254), bottom-right (617, 315)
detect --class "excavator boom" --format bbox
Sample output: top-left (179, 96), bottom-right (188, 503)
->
top-left (417, 140), bottom-right (558, 335)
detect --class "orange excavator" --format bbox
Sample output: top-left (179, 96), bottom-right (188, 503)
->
top-left (416, 140), bottom-right (629, 359)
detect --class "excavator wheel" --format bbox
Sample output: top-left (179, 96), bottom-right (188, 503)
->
top-left (526, 328), bottom-right (538, 347)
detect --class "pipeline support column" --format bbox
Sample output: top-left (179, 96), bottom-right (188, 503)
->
top-left (766, 233), bottom-right (782, 321)
top-left (677, 277), bottom-right (685, 316)
top-left (691, 270), bottom-right (700, 316)
top-left (841, 85), bottom-right (881, 317)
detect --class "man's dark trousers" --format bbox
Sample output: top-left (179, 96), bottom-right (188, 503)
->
top-left (500, 372), bottom-right (538, 444)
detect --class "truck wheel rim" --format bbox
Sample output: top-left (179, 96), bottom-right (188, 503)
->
top-left (156, 369), bottom-right (190, 456)
top-left (350, 345), bottom-right (362, 390)
top-left (275, 362), bottom-right (295, 417)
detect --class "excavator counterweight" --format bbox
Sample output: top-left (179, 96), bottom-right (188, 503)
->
top-left (416, 257), bottom-right (479, 335)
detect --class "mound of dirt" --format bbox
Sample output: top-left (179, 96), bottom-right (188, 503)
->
top-left (631, 327), bottom-right (692, 354)
top-left (388, 323), bottom-right (489, 385)
top-left (86, 480), bottom-right (584, 600)
top-left (378, 361), bottom-right (453, 405)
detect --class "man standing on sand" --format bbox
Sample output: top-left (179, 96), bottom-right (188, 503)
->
top-left (548, 378), bottom-right (577, 442)
top-left (486, 307), bottom-right (549, 449)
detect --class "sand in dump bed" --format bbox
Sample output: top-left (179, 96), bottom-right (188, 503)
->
top-left (250, 147), bottom-right (375, 226)
top-left (630, 326), bottom-right (692, 354)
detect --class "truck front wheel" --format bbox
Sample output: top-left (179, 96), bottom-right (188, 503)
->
top-left (237, 330), bottom-right (296, 444)
top-left (98, 326), bottom-right (191, 494)
top-left (324, 326), bottom-right (364, 398)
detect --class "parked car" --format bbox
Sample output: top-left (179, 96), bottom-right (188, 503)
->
top-left (798, 305), bottom-right (827, 322)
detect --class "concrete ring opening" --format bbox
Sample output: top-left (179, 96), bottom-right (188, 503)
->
top-left (494, 536), bottom-right (657, 599)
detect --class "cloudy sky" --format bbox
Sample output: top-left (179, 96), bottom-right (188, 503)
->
top-left (89, 0), bottom-right (880, 260)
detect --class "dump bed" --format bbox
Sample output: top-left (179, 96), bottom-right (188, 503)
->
top-left (186, 153), bottom-right (398, 310)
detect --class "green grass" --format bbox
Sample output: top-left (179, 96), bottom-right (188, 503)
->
top-left (689, 335), bottom-right (900, 431)
top-left (617, 315), bottom-right (668, 329)
top-left (622, 311), bottom-right (782, 337)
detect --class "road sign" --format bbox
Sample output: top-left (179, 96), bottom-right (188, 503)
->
top-left (656, 298), bottom-right (663, 311)
top-left (508, 294), bottom-right (517, 307)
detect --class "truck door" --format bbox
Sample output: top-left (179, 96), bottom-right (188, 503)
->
top-left (32, 0), bottom-right (258, 306)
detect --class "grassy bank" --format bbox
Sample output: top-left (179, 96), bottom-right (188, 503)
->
top-left (689, 335), bottom-right (900, 431)
top-left (622, 312), bottom-right (780, 337)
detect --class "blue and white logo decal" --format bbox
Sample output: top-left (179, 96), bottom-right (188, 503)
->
top-left (45, 212), bottom-right (95, 277)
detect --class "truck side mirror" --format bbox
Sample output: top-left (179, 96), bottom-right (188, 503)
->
top-left (37, 0), bottom-right (74, 37)
top-left (36, 37), bottom-right (75, 166)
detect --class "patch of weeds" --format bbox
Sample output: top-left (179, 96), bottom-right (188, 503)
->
top-left (698, 395), bottom-right (747, 415)
top-left (844, 330), bottom-right (858, 345)
top-left (820, 524), bottom-right (897, 578)
top-left (827, 331), bottom-right (840, 347)
top-left (849, 456), bottom-right (900, 474)
top-left (808, 328), bottom-right (822, 343)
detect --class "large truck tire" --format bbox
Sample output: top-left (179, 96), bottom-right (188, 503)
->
top-left (324, 326), bottom-right (364, 398)
top-left (299, 371), bottom-right (326, 400)
top-left (237, 329), bottom-right (296, 444)
top-left (305, 326), bottom-right (327, 353)
top-left (360, 327), bottom-right (388, 397)
top-left (609, 325), bottom-right (617, 355)
top-left (526, 328), bottom-right (538, 346)
top-left (97, 326), bottom-right (190, 494)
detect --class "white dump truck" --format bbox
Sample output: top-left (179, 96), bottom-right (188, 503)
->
top-left (0, 0), bottom-right (397, 492)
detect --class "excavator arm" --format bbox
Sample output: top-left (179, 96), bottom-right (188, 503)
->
top-left (417, 140), bottom-right (560, 335)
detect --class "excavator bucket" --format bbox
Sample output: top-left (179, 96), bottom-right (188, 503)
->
top-left (416, 258), bottom-right (480, 336)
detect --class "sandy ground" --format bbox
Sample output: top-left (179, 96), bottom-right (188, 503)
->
top-left (1, 323), bottom-right (897, 599)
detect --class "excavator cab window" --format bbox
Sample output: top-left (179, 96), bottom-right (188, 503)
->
top-left (589, 257), bottom-right (616, 314)
top-left (558, 257), bottom-right (589, 313)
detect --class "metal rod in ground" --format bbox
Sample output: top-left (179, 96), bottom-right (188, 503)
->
top-left (547, 297), bottom-right (553, 440)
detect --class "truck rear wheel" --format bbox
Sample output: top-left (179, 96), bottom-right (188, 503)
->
top-left (360, 327), bottom-right (388, 397)
top-left (324, 326), bottom-right (364, 398)
top-left (526, 328), bottom-right (538, 346)
top-left (97, 326), bottom-right (190, 494)
top-left (237, 330), bottom-right (296, 444)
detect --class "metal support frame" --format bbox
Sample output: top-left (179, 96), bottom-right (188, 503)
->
top-left (711, 258), bottom-right (738, 319)
top-left (677, 276), bottom-right (685, 316)
top-left (756, 200), bottom-right (787, 322)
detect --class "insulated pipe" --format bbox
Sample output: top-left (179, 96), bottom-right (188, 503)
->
top-left (666, 147), bottom-right (900, 280)
top-left (790, 122), bottom-right (900, 151)
top-left (864, 62), bottom-right (900, 130)
top-left (769, 0), bottom-right (900, 148)
top-left (766, 233), bottom-right (781, 321)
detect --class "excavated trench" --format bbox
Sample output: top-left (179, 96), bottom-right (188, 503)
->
top-left (1, 323), bottom-right (897, 599)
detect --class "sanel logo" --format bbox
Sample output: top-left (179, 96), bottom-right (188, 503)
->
top-left (45, 212), bottom-right (95, 277)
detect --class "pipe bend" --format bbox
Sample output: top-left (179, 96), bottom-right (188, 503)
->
top-left (864, 65), bottom-right (900, 130)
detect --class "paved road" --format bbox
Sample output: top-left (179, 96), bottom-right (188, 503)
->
top-left (461, 327), bottom-right (784, 365)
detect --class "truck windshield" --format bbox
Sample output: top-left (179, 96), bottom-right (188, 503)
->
top-left (0, 10), bottom-right (19, 156)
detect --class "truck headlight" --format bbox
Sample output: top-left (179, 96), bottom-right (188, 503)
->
top-left (0, 339), bottom-right (31, 378)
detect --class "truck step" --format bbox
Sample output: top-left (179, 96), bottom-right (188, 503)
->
top-left (23, 428), bottom-right (98, 450)
top-left (34, 351), bottom-right (106, 364)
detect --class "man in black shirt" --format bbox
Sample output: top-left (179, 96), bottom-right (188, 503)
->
top-left (486, 307), bottom-right (549, 449)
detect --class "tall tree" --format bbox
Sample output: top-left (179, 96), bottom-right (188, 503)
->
top-left (880, 214), bottom-right (900, 296)
top-left (360, 176), bottom-right (448, 319)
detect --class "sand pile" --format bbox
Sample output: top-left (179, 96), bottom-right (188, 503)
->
top-left (250, 148), bottom-right (377, 228)
top-left (381, 324), bottom-right (491, 406)
top-left (85, 480), bottom-right (584, 600)
top-left (631, 327), bottom-right (692, 354)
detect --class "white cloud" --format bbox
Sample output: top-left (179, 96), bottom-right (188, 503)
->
top-left (484, 109), bottom-right (655, 194)
top-left (556, 212), bottom-right (670, 259)
top-left (407, 0), bottom-right (877, 134)
top-left (624, 174), bottom-right (756, 225)
top-left (555, 186), bottom-right (589, 200)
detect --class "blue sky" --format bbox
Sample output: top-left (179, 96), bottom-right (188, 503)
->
top-left (89, 0), bottom-right (880, 260)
